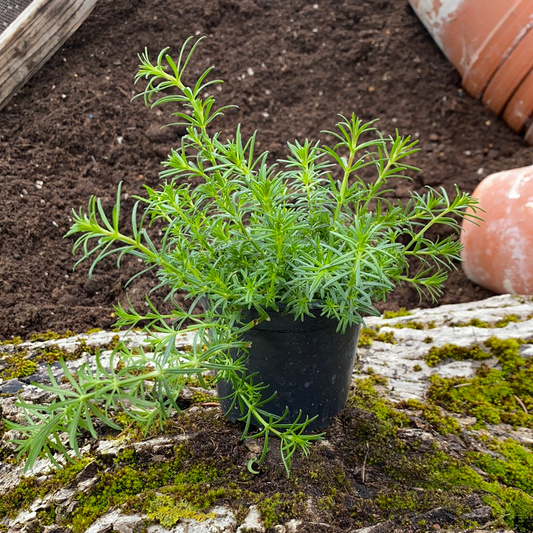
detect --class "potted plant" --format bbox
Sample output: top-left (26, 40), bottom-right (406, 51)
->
top-left (7, 37), bottom-right (480, 475)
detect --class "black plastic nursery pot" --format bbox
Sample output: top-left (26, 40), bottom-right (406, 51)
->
top-left (217, 308), bottom-right (361, 432)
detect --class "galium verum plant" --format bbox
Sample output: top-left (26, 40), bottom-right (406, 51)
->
top-left (7, 37), bottom-right (481, 475)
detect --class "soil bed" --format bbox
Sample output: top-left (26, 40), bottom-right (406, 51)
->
top-left (1, 0), bottom-right (531, 341)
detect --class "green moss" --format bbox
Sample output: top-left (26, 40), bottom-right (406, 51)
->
top-left (375, 490), bottom-right (418, 512)
top-left (0, 337), bottom-right (22, 346)
top-left (348, 376), bottom-right (410, 429)
top-left (85, 328), bottom-right (103, 335)
top-left (469, 438), bottom-right (533, 494)
top-left (424, 343), bottom-right (491, 367)
top-left (69, 444), bottom-right (228, 532)
top-left (413, 364), bottom-right (422, 372)
top-left (146, 495), bottom-right (214, 527)
top-left (41, 458), bottom-right (92, 494)
top-left (382, 308), bottom-right (412, 319)
top-left (456, 315), bottom-right (522, 329)
top-left (190, 390), bottom-right (215, 404)
top-left (427, 338), bottom-right (533, 429)
top-left (494, 314), bottom-right (520, 328)
top-left (257, 492), bottom-right (306, 529)
top-left (186, 373), bottom-right (216, 388)
top-left (433, 454), bottom-right (533, 532)
top-left (35, 336), bottom-right (121, 366)
top-left (0, 350), bottom-right (37, 379)
top-left (114, 448), bottom-right (137, 465)
top-left (0, 476), bottom-right (39, 519)
top-left (342, 367), bottom-right (533, 532)
top-left (30, 331), bottom-right (77, 342)
top-left (35, 345), bottom-right (81, 365)
top-left (0, 459), bottom-right (92, 522)
top-left (458, 317), bottom-right (490, 328)
top-left (393, 321), bottom-right (435, 330)
top-left (423, 336), bottom-right (433, 344)
top-left (398, 399), bottom-right (460, 435)
top-left (358, 328), bottom-right (395, 347)
top-left (37, 507), bottom-right (56, 526)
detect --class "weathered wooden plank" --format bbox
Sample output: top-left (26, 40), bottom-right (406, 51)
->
top-left (0, 0), bottom-right (98, 111)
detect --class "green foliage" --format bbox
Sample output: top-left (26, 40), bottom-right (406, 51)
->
top-left (6, 37), bottom-right (480, 477)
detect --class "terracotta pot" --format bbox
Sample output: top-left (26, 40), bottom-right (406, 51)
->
top-left (460, 165), bottom-right (533, 295)
top-left (409, 0), bottom-right (533, 139)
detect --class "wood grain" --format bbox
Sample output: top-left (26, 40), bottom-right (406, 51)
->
top-left (0, 0), bottom-right (98, 110)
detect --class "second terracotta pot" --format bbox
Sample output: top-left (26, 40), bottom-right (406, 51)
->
top-left (409, 0), bottom-right (533, 139)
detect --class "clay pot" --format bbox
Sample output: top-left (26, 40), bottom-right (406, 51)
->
top-left (460, 165), bottom-right (533, 295)
top-left (408, 0), bottom-right (533, 139)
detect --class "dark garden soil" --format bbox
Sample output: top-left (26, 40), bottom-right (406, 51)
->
top-left (1, 0), bottom-right (532, 341)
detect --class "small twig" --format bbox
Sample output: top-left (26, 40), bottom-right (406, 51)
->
top-left (452, 383), bottom-right (472, 388)
top-left (361, 441), bottom-right (370, 484)
top-left (115, 421), bottom-right (135, 438)
top-left (514, 394), bottom-right (529, 414)
top-left (117, 85), bottom-right (131, 99)
top-left (209, 436), bottom-right (219, 455)
top-left (199, 402), bottom-right (220, 407)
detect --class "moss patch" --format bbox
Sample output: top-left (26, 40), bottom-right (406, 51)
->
top-left (456, 315), bottom-right (522, 328)
top-left (382, 307), bottom-right (412, 319)
top-left (0, 337), bottom-right (22, 346)
top-left (146, 495), bottom-right (214, 527)
top-left (34, 336), bottom-right (120, 365)
top-left (427, 337), bottom-right (533, 429)
top-left (392, 320), bottom-right (435, 330)
top-left (0, 350), bottom-right (37, 379)
top-left (358, 328), bottom-right (395, 347)
top-left (424, 343), bottom-right (492, 367)
top-left (0, 336), bottom-right (121, 380)
top-left (398, 398), bottom-right (461, 435)
top-left (29, 331), bottom-right (77, 342)
top-left (433, 453), bottom-right (533, 532)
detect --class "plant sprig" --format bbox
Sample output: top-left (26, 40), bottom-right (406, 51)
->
top-left (7, 37), bottom-right (482, 476)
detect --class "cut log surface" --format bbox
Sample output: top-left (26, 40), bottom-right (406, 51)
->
top-left (0, 0), bottom-right (98, 110)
